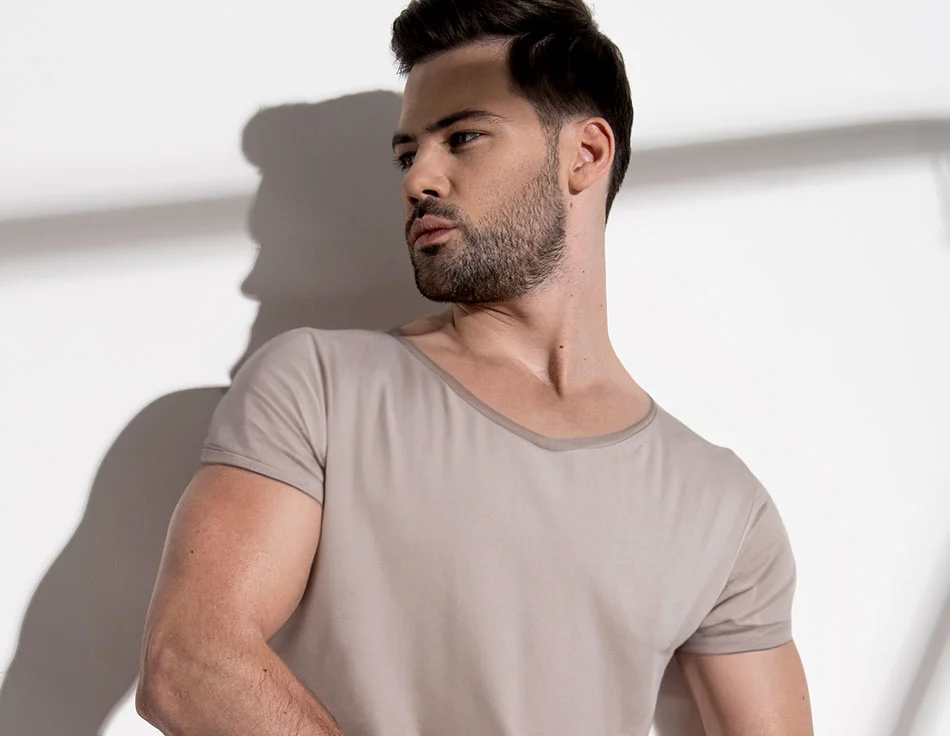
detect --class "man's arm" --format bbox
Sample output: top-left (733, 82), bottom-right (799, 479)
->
top-left (136, 463), bottom-right (344, 735)
top-left (675, 640), bottom-right (814, 736)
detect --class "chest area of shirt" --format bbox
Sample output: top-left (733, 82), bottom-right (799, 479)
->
top-left (324, 434), bottom-right (704, 651)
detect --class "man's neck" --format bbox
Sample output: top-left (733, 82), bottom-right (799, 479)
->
top-left (439, 276), bottom-right (623, 396)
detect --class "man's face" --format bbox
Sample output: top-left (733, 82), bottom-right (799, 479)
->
top-left (393, 41), bottom-right (568, 303)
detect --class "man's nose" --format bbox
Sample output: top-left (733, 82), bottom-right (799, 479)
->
top-left (403, 149), bottom-right (450, 207)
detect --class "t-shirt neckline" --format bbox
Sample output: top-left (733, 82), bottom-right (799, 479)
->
top-left (384, 326), bottom-right (658, 452)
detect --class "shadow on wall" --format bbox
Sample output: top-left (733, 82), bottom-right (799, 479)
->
top-left (0, 90), bottom-right (433, 735)
top-left (624, 116), bottom-right (950, 205)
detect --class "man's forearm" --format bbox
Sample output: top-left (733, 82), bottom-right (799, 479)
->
top-left (136, 629), bottom-right (344, 736)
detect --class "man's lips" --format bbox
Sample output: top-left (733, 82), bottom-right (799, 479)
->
top-left (410, 216), bottom-right (458, 245)
top-left (413, 227), bottom-right (457, 247)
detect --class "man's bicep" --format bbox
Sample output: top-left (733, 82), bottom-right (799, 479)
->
top-left (145, 463), bottom-right (323, 644)
top-left (675, 641), bottom-right (814, 736)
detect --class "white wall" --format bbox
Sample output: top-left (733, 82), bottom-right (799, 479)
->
top-left (1, 1), bottom-right (948, 734)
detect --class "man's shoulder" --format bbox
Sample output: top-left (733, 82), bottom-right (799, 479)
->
top-left (256, 325), bottom-right (399, 360)
top-left (654, 404), bottom-right (733, 460)
top-left (235, 327), bottom-right (406, 395)
top-left (653, 404), bottom-right (763, 504)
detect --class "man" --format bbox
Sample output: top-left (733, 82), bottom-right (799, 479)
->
top-left (136, 1), bottom-right (814, 734)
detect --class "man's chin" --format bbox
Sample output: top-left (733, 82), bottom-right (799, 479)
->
top-left (414, 283), bottom-right (510, 305)
top-left (413, 277), bottom-right (473, 304)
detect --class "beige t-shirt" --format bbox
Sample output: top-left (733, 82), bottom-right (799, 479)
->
top-left (200, 326), bottom-right (796, 736)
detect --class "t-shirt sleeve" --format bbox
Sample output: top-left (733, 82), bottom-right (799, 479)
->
top-left (199, 328), bottom-right (327, 504)
top-left (679, 483), bottom-right (797, 654)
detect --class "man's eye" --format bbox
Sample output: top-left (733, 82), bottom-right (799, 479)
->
top-left (450, 131), bottom-right (482, 147)
top-left (392, 152), bottom-right (415, 170)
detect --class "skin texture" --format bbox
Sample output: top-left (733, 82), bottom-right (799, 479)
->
top-left (676, 642), bottom-right (815, 735)
top-left (136, 465), bottom-right (343, 735)
top-left (136, 37), bottom-right (814, 736)
top-left (399, 119), bottom-right (567, 303)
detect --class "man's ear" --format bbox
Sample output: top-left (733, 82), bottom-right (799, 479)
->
top-left (566, 118), bottom-right (614, 196)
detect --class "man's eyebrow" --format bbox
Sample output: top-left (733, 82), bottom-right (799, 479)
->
top-left (391, 109), bottom-right (507, 150)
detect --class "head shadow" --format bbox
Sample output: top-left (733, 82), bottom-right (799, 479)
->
top-left (233, 91), bottom-right (434, 375)
top-left (0, 89), bottom-right (432, 735)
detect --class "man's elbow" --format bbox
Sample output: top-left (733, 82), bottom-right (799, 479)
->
top-left (135, 629), bottom-right (194, 732)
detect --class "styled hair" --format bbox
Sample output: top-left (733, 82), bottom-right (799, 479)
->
top-left (391, 0), bottom-right (633, 218)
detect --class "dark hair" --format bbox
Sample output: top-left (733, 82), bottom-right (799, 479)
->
top-left (391, 0), bottom-right (633, 218)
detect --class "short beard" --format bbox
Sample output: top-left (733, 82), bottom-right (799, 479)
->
top-left (406, 140), bottom-right (567, 304)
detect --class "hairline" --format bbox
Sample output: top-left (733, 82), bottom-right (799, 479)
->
top-left (394, 39), bottom-right (593, 143)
